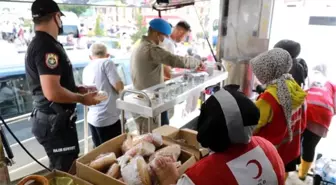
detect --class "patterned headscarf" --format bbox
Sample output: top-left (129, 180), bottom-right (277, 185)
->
top-left (251, 48), bottom-right (294, 140)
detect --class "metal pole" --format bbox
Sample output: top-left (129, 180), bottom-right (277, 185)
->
top-left (120, 89), bottom-right (152, 134)
top-left (0, 131), bottom-right (10, 185)
top-left (121, 110), bottom-right (125, 133)
top-left (83, 105), bottom-right (89, 154)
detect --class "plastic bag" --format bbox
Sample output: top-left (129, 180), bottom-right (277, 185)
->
top-left (314, 157), bottom-right (332, 177)
top-left (106, 163), bottom-right (121, 179)
top-left (132, 133), bottom-right (163, 147)
top-left (89, 152), bottom-right (117, 171)
top-left (122, 135), bottom-right (134, 153)
top-left (118, 155), bottom-right (132, 169)
top-left (94, 91), bottom-right (108, 101)
top-left (149, 144), bottom-right (181, 162)
top-left (121, 156), bottom-right (152, 185)
top-left (122, 133), bottom-right (163, 154)
top-left (322, 161), bottom-right (336, 183)
top-left (125, 142), bottom-right (156, 157)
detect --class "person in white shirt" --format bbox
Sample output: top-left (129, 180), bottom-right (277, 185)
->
top-left (162, 21), bottom-right (191, 80)
top-left (82, 42), bottom-right (124, 147)
top-left (160, 21), bottom-right (192, 123)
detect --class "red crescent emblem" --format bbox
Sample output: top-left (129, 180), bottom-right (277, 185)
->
top-left (246, 159), bottom-right (263, 179)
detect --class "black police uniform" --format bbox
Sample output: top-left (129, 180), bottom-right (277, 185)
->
top-left (25, 30), bottom-right (79, 172)
top-left (25, 0), bottom-right (80, 172)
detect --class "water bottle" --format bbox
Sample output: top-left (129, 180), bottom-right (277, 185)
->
top-left (315, 157), bottom-right (332, 177)
top-left (322, 161), bottom-right (336, 182)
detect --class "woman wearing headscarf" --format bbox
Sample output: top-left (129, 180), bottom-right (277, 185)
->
top-left (251, 48), bottom-right (307, 181)
top-left (150, 84), bottom-right (285, 185)
top-left (298, 64), bottom-right (336, 180)
top-left (274, 39), bottom-right (308, 87)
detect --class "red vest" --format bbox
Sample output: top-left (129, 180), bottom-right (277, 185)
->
top-left (185, 136), bottom-right (285, 185)
top-left (306, 82), bottom-right (335, 128)
top-left (255, 92), bottom-right (306, 165)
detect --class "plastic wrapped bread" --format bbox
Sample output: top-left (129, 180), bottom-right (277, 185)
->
top-left (117, 155), bottom-right (132, 169)
top-left (132, 133), bottom-right (163, 147)
top-left (106, 163), bottom-right (121, 178)
top-left (89, 152), bottom-right (117, 171)
top-left (94, 91), bottom-right (108, 101)
top-left (149, 144), bottom-right (181, 162)
top-left (121, 135), bottom-right (134, 154)
top-left (121, 156), bottom-right (152, 185)
top-left (121, 133), bottom-right (163, 154)
top-left (125, 142), bottom-right (156, 157)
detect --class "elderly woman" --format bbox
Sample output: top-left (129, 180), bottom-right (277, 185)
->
top-left (252, 48), bottom-right (307, 181)
top-left (150, 84), bottom-right (285, 185)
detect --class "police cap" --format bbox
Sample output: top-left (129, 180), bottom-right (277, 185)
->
top-left (31, 0), bottom-right (64, 18)
top-left (149, 18), bottom-right (172, 36)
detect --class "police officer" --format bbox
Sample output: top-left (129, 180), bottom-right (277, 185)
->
top-left (25, 0), bottom-right (100, 171)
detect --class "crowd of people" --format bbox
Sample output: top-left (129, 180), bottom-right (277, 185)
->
top-left (1, 21), bottom-right (33, 45)
top-left (23, 0), bottom-right (336, 184)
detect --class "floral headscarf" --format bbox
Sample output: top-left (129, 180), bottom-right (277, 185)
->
top-left (251, 48), bottom-right (294, 140)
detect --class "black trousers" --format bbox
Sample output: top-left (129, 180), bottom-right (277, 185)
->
top-left (31, 111), bottom-right (79, 172)
top-left (161, 111), bottom-right (169, 126)
top-left (301, 129), bottom-right (322, 162)
top-left (285, 158), bottom-right (298, 172)
top-left (89, 120), bottom-right (121, 147)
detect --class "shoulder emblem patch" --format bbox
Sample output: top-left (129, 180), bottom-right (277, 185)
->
top-left (45, 53), bottom-right (59, 69)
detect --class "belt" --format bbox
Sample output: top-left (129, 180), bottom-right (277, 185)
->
top-left (30, 108), bottom-right (76, 120)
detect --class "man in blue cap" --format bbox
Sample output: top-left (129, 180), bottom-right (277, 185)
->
top-left (131, 18), bottom-right (202, 133)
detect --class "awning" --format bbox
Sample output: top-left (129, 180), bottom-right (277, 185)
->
top-left (5, 0), bottom-right (208, 9)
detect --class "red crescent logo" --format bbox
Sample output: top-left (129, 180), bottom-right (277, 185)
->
top-left (246, 159), bottom-right (263, 179)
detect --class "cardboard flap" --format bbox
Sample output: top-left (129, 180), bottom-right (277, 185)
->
top-left (154, 126), bottom-right (210, 160)
top-left (153, 125), bottom-right (179, 137)
top-left (179, 129), bottom-right (200, 148)
top-left (68, 162), bottom-right (76, 175)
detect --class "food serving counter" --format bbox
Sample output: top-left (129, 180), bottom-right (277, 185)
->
top-left (116, 62), bottom-right (228, 133)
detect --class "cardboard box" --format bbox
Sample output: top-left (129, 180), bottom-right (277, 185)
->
top-left (76, 134), bottom-right (197, 185)
top-left (30, 170), bottom-right (93, 185)
top-left (153, 125), bottom-right (209, 160)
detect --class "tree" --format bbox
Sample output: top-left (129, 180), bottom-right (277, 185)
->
top-left (59, 4), bottom-right (89, 16)
top-left (95, 15), bottom-right (104, 36)
top-left (131, 10), bottom-right (147, 43)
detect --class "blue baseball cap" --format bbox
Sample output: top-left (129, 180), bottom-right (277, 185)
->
top-left (149, 18), bottom-right (172, 36)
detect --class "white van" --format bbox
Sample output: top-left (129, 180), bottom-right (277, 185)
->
top-left (58, 11), bottom-right (81, 50)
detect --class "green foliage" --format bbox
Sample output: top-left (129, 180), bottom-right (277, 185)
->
top-left (131, 11), bottom-right (147, 43)
top-left (23, 19), bottom-right (32, 27)
top-left (59, 4), bottom-right (89, 16)
top-left (95, 15), bottom-right (105, 36)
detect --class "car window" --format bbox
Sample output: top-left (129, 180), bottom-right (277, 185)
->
top-left (60, 25), bottom-right (79, 37)
top-left (0, 67), bottom-right (85, 119)
top-left (102, 40), bottom-right (119, 49)
top-left (0, 76), bottom-right (32, 119)
top-left (73, 67), bottom-right (84, 85)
